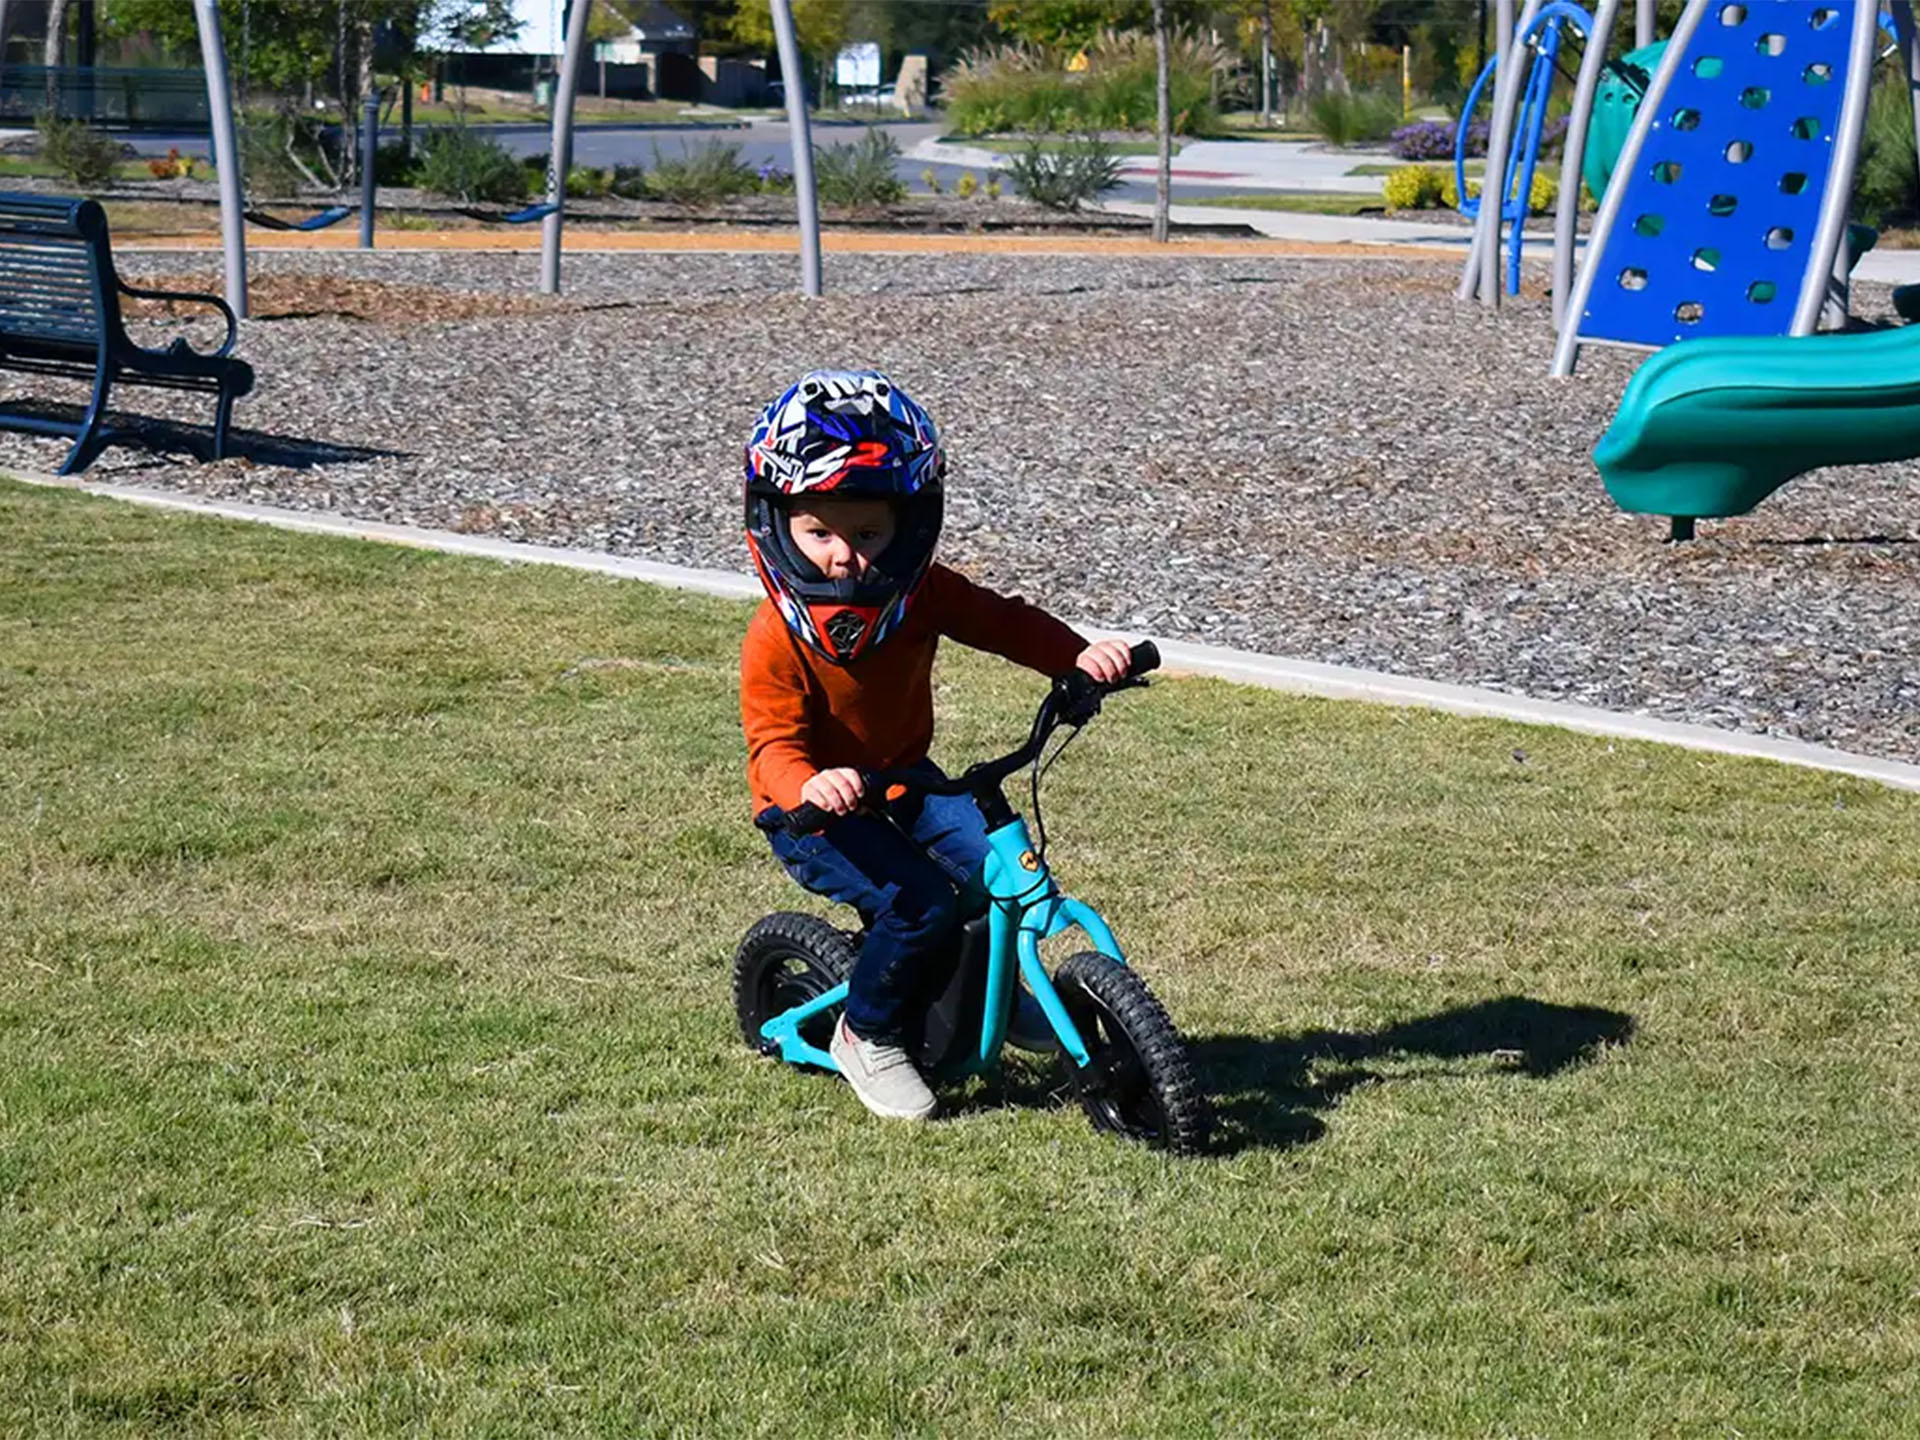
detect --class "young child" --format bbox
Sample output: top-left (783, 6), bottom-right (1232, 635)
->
top-left (740, 369), bottom-right (1137, 1122)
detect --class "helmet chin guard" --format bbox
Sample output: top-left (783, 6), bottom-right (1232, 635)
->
top-left (743, 370), bottom-right (944, 664)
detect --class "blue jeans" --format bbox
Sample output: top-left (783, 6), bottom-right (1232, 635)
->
top-left (763, 766), bottom-right (990, 1046)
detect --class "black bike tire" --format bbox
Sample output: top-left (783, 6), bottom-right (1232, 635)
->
top-left (731, 912), bottom-right (857, 1054)
top-left (1054, 951), bottom-right (1210, 1156)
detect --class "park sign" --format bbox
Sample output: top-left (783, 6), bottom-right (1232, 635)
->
top-left (835, 42), bottom-right (881, 90)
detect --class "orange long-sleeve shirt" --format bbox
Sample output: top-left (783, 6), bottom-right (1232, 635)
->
top-left (741, 563), bottom-right (1088, 813)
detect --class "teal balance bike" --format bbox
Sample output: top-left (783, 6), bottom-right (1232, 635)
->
top-left (731, 643), bottom-right (1211, 1155)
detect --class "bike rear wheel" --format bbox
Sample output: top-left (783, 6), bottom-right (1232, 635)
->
top-left (1054, 951), bottom-right (1209, 1155)
top-left (732, 912), bottom-right (856, 1056)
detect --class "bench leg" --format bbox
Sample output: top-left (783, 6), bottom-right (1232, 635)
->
top-left (58, 366), bottom-right (115, 476)
top-left (211, 385), bottom-right (237, 461)
top-left (58, 428), bottom-right (112, 475)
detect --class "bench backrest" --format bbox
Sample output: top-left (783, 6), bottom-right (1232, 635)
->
top-left (0, 192), bottom-right (119, 351)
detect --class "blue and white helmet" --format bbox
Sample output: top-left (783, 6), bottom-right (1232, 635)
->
top-left (744, 370), bottom-right (945, 664)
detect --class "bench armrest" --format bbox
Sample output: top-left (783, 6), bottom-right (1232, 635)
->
top-left (116, 279), bottom-right (240, 358)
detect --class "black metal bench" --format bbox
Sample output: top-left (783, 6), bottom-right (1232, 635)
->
top-left (0, 191), bottom-right (252, 474)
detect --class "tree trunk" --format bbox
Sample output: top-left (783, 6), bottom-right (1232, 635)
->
top-left (1151, 0), bottom-right (1170, 244)
top-left (44, 0), bottom-right (70, 113)
top-left (354, 19), bottom-right (374, 185)
top-left (1260, 1), bottom-right (1273, 127)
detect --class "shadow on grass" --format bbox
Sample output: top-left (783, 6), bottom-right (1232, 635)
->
top-left (3, 399), bottom-right (413, 472)
top-left (1192, 995), bottom-right (1636, 1156)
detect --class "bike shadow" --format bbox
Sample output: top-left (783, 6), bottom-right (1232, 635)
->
top-left (1190, 995), bottom-right (1636, 1156)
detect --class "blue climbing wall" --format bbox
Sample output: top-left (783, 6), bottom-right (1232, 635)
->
top-left (1576, 1), bottom-right (1859, 347)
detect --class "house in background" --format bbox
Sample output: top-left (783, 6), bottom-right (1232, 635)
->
top-left (595, 1), bottom-right (766, 106)
top-left (443, 0), bottom-right (762, 107)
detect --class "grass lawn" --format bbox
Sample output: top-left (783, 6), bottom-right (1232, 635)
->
top-left (3, 479), bottom-right (1918, 1436)
top-left (1182, 191), bottom-right (1387, 216)
top-left (0, 156), bottom-right (156, 184)
top-left (1346, 161), bottom-right (1484, 178)
top-left (1214, 113), bottom-right (1321, 142)
top-left (936, 133), bottom-right (1186, 158)
top-left (395, 96), bottom-right (744, 127)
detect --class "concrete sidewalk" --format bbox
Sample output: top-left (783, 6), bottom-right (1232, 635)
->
top-left (1096, 198), bottom-right (1471, 248)
top-left (13, 469), bottom-right (1919, 796)
top-left (911, 135), bottom-right (1388, 195)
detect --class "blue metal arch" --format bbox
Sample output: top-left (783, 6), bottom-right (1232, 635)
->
top-left (1456, 1), bottom-right (1597, 294)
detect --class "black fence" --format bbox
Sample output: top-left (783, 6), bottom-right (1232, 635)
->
top-left (1, 66), bottom-right (209, 127)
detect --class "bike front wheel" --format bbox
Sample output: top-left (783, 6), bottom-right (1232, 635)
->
top-left (1053, 951), bottom-right (1210, 1156)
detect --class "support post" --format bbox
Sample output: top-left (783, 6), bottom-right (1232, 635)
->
top-left (1636, 0), bottom-right (1655, 49)
top-left (1458, 0), bottom-right (1517, 306)
top-left (540, 0), bottom-right (594, 296)
top-left (1552, 0), bottom-right (1622, 334)
top-left (1792, 0), bottom-right (1878, 336)
top-left (360, 94), bottom-right (378, 249)
top-left (192, 0), bottom-right (247, 320)
top-left (770, 0), bottom-right (822, 297)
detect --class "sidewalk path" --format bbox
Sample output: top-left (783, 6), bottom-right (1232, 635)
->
top-left (911, 135), bottom-right (1388, 194)
top-left (13, 470), bottom-right (1919, 796)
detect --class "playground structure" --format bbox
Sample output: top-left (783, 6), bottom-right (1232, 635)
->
top-left (1457, 0), bottom-right (1920, 538)
top-left (1580, 0), bottom-right (1920, 538)
top-left (1555, 0), bottom-right (1893, 370)
top-left (1454, 1), bottom-right (1601, 299)
top-left (1461, 0), bottom-right (1920, 336)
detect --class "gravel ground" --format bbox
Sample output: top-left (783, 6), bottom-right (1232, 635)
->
top-left (5, 247), bottom-right (1917, 764)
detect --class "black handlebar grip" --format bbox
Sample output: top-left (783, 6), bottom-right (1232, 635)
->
top-left (781, 802), bottom-right (833, 836)
top-left (1129, 640), bottom-right (1161, 677)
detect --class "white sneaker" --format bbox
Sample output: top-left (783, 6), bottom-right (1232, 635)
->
top-left (830, 1017), bottom-right (937, 1121)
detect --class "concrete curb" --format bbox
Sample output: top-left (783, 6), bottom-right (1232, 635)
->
top-left (10, 470), bottom-right (1919, 796)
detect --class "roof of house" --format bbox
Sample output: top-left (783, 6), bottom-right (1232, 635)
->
top-left (622, 1), bottom-right (693, 44)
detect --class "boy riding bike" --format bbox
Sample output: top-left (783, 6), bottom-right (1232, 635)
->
top-left (740, 369), bottom-right (1143, 1123)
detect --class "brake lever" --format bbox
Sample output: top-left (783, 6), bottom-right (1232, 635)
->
top-left (1053, 672), bottom-right (1104, 727)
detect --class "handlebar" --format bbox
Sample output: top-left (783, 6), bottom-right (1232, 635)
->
top-left (774, 641), bottom-right (1159, 837)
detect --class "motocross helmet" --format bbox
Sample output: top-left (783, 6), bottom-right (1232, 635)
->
top-left (744, 370), bottom-right (945, 665)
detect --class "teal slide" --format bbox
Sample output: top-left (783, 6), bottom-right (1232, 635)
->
top-left (1595, 325), bottom-right (1920, 530)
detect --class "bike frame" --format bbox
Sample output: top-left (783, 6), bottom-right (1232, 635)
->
top-left (754, 809), bottom-right (1126, 1078)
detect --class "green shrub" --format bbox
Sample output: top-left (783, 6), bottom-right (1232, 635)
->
top-left (1078, 28), bottom-right (1224, 135)
top-left (1308, 89), bottom-right (1403, 147)
top-left (643, 138), bottom-right (757, 205)
top-left (416, 126), bottom-right (530, 204)
top-left (373, 140), bottom-right (417, 188)
top-left (1439, 171), bottom-right (1478, 209)
top-left (1382, 163), bottom-right (1444, 211)
top-left (35, 114), bottom-right (122, 188)
top-left (1004, 133), bottom-right (1123, 211)
top-left (942, 29), bottom-right (1226, 138)
top-left (610, 164), bottom-right (647, 199)
top-left (236, 110), bottom-right (311, 196)
top-left (1438, 168), bottom-right (1556, 215)
top-left (814, 128), bottom-right (907, 208)
top-left (1528, 169), bottom-right (1558, 215)
top-left (942, 43), bottom-right (1077, 137)
top-left (1855, 71), bottom-right (1917, 226)
top-left (565, 165), bottom-right (612, 198)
